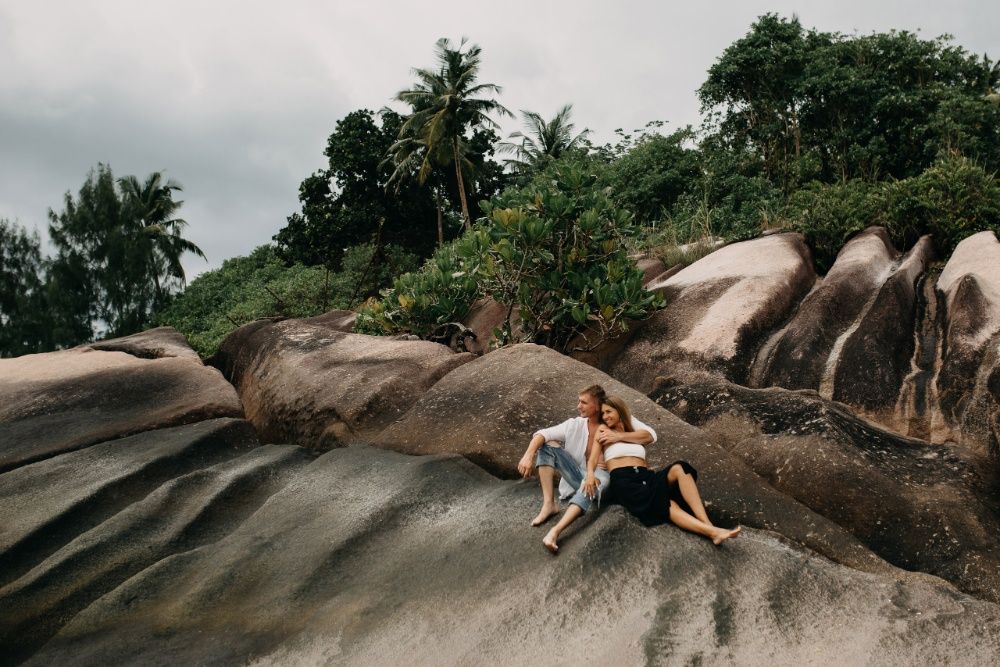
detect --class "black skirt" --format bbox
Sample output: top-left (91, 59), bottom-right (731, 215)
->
top-left (606, 461), bottom-right (698, 527)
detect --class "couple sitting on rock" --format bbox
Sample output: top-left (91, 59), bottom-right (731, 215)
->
top-left (518, 384), bottom-right (741, 553)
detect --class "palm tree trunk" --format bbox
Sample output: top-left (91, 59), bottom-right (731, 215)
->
top-left (453, 140), bottom-right (471, 230)
top-left (435, 189), bottom-right (444, 247)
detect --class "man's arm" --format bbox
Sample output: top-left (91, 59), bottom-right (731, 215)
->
top-left (517, 419), bottom-right (572, 478)
top-left (517, 433), bottom-right (547, 478)
top-left (596, 418), bottom-right (656, 446)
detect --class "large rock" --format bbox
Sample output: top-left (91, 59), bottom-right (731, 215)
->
top-left (610, 232), bottom-right (816, 391)
top-left (378, 343), bottom-right (889, 573)
top-left (749, 227), bottom-right (900, 391)
top-left (750, 228), bottom-right (934, 438)
top-left (0, 332), bottom-right (243, 472)
top-left (87, 326), bottom-right (203, 361)
top-left (213, 318), bottom-right (474, 448)
top-left (934, 231), bottom-right (1000, 457)
top-left (651, 375), bottom-right (1000, 603)
top-left (16, 445), bottom-right (1000, 666)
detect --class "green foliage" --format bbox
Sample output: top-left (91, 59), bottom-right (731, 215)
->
top-left (274, 109), bottom-right (443, 267)
top-left (355, 240), bottom-right (479, 338)
top-left (779, 179), bottom-right (874, 272)
top-left (47, 164), bottom-right (204, 342)
top-left (0, 219), bottom-right (49, 356)
top-left (776, 157), bottom-right (1000, 271)
top-left (393, 37), bottom-right (512, 227)
top-left (873, 155), bottom-right (1000, 256)
top-left (700, 14), bottom-right (1000, 190)
top-left (499, 104), bottom-right (591, 175)
top-left (160, 243), bottom-right (417, 357)
top-left (358, 160), bottom-right (663, 353)
top-left (603, 128), bottom-right (702, 226)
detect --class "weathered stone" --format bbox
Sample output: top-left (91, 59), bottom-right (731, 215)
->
top-left (0, 433), bottom-right (310, 663)
top-left (830, 235), bottom-right (933, 425)
top-left (213, 318), bottom-right (474, 448)
top-left (0, 418), bottom-right (259, 592)
top-left (651, 375), bottom-right (1000, 603)
top-left (0, 345), bottom-right (243, 472)
top-left (611, 232), bottom-right (816, 391)
top-left (87, 326), bottom-right (203, 361)
top-left (935, 231), bottom-right (1000, 457)
top-left (750, 227), bottom-right (900, 391)
top-left (378, 343), bottom-right (890, 573)
top-left (20, 445), bottom-right (1000, 666)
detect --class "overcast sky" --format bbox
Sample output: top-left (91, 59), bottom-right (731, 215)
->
top-left (1, 1), bottom-right (997, 280)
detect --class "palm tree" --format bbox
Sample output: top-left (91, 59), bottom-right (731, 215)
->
top-left (394, 37), bottom-right (511, 228)
top-left (119, 173), bottom-right (205, 309)
top-left (499, 104), bottom-right (591, 171)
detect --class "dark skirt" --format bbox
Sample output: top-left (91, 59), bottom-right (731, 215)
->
top-left (606, 461), bottom-right (698, 527)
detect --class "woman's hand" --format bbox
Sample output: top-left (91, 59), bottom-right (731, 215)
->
top-left (583, 473), bottom-right (599, 499)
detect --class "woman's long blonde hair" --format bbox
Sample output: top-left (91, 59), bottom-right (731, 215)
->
top-left (601, 395), bottom-right (634, 432)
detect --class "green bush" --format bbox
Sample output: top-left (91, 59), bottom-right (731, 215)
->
top-left (873, 155), bottom-right (1000, 258)
top-left (354, 239), bottom-right (480, 338)
top-left (358, 160), bottom-right (663, 353)
top-left (780, 179), bottom-right (874, 272)
top-left (158, 243), bottom-right (417, 357)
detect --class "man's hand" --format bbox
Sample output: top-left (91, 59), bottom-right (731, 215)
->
top-left (582, 474), bottom-right (599, 499)
top-left (517, 452), bottom-right (536, 478)
top-left (596, 425), bottom-right (622, 446)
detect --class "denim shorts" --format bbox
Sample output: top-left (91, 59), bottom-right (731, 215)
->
top-left (535, 443), bottom-right (611, 512)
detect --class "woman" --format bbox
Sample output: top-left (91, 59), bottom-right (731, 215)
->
top-left (583, 396), bottom-right (740, 545)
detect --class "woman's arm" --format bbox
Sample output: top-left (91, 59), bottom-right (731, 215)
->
top-left (582, 432), bottom-right (603, 498)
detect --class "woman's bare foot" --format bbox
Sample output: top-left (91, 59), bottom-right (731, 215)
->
top-left (542, 529), bottom-right (560, 554)
top-left (530, 503), bottom-right (560, 527)
top-left (711, 526), bottom-right (741, 545)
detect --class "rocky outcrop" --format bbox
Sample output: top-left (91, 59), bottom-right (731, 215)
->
top-left (651, 375), bottom-right (1000, 603)
top-left (213, 318), bottom-right (474, 448)
top-left (934, 231), bottom-right (1000, 457)
top-left (16, 445), bottom-right (1000, 666)
top-left (0, 329), bottom-right (243, 472)
top-left (610, 232), bottom-right (816, 391)
top-left (749, 228), bottom-right (935, 438)
top-left (378, 343), bottom-right (889, 574)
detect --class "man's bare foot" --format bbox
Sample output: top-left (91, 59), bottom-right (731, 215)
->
top-left (530, 503), bottom-right (560, 527)
top-left (711, 526), bottom-right (742, 545)
top-left (542, 529), bottom-right (560, 554)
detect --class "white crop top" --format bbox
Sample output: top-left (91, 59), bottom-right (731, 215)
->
top-left (603, 442), bottom-right (647, 461)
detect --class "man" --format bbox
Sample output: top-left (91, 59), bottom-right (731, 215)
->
top-left (517, 384), bottom-right (656, 553)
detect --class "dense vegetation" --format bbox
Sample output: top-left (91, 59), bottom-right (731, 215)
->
top-left (3, 14), bottom-right (997, 358)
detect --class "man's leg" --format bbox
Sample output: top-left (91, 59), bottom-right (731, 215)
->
top-left (531, 444), bottom-right (563, 526)
top-left (543, 467), bottom-right (610, 553)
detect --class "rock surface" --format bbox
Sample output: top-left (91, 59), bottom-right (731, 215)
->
top-left (610, 232), bottom-right (816, 391)
top-left (0, 330), bottom-right (243, 472)
top-left (377, 343), bottom-right (890, 573)
top-left (651, 375), bottom-right (1000, 603)
top-left (14, 445), bottom-right (1000, 666)
top-left (934, 231), bottom-right (1000, 457)
top-left (213, 318), bottom-right (474, 448)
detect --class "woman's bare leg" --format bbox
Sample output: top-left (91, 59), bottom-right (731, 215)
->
top-left (543, 504), bottom-right (584, 553)
top-left (531, 465), bottom-right (561, 526)
top-left (668, 501), bottom-right (741, 545)
top-left (667, 464), bottom-right (712, 526)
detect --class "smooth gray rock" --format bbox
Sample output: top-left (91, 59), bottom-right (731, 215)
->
top-left (22, 445), bottom-right (1000, 666)
top-left (0, 344), bottom-right (243, 472)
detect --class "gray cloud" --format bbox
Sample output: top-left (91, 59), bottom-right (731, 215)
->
top-left (1, 0), bottom-right (996, 280)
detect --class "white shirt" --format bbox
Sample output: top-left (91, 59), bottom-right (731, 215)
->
top-left (534, 416), bottom-right (658, 498)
